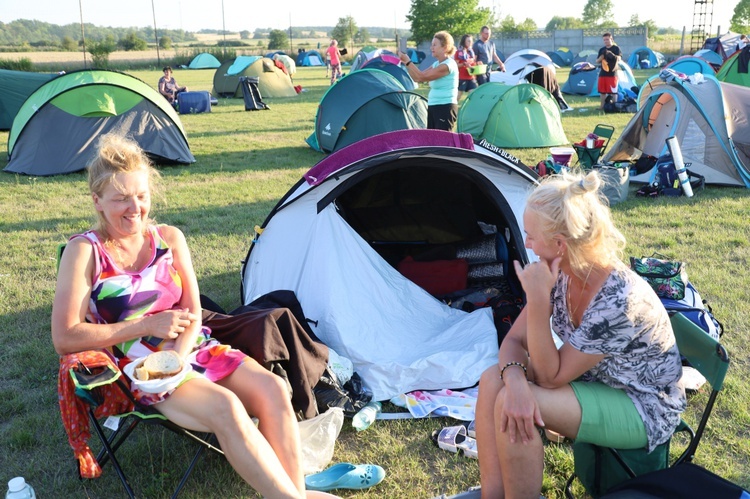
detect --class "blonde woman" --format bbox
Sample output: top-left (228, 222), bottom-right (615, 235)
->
top-left (399, 31), bottom-right (458, 130)
top-left (52, 133), bottom-right (337, 499)
top-left (475, 171), bottom-right (686, 498)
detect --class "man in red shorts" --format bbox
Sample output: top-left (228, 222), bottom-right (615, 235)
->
top-left (597, 32), bottom-right (621, 110)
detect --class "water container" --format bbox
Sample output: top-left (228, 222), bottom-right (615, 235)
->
top-left (352, 401), bottom-right (382, 431)
top-left (6, 477), bottom-right (36, 499)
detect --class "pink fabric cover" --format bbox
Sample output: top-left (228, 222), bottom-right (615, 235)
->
top-left (304, 129), bottom-right (475, 185)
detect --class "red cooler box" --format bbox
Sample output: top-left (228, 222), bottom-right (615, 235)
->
top-left (178, 91), bottom-right (211, 114)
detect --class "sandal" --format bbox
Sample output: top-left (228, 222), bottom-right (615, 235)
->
top-left (431, 425), bottom-right (478, 459)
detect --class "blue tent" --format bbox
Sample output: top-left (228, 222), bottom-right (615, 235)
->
top-left (358, 55), bottom-right (417, 90)
top-left (306, 68), bottom-right (427, 153)
top-left (546, 48), bottom-right (573, 67)
top-left (188, 53), bottom-right (221, 69)
top-left (297, 50), bottom-right (325, 66)
top-left (627, 46), bottom-right (666, 69)
top-left (562, 61), bottom-right (638, 97)
top-left (694, 49), bottom-right (724, 69)
top-left (665, 56), bottom-right (715, 76)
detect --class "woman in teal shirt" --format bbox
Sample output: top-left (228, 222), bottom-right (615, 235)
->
top-left (399, 31), bottom-right (459, 131)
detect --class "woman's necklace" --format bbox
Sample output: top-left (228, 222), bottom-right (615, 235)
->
top-left (567, 264), bottom-right (594, 325)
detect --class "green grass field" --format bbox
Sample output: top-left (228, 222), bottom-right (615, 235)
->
top-left (1, 66), bottom-right (748, 498)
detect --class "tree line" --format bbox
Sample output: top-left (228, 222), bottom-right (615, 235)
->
top-left (0, 19), bottom-right (195, 49)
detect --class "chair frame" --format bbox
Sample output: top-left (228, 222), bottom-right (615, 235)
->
top-left (565, 312), bottom-right (730, 498)
top-left (73, 360), bottom-right (225, 499)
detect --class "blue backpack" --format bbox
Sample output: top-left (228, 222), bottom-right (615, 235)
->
top-left (660, 282), bottom-right (723, 340)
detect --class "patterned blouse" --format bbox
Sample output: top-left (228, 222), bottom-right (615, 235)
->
top-left (551, 264), bottom-right (686, 451)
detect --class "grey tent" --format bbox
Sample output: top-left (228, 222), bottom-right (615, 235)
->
top-left (604, 75), bottom-right (750, 187)
top-left (5, 69), bottom-right (194, 176)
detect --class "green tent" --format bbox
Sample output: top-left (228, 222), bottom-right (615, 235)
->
top-left (716, 50), bottom-right (750, 87)
top-left (188, 52), bottom-right (221, 69)
top-left (212, 56), bottom-right (297, 98)
top-left (5, 69), bottom-right (194, 176)
top-left (305, 68), bottom-right (427, 153)
top-left (457, 82), bottom-right (568, 148)
top-left (0, 69), bottom-right (57, 130)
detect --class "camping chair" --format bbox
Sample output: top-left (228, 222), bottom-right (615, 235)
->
top-left (55, 244), bottom-right (224, 498)
top-left (564, 312), bottom-right (730, 498)
top-left (573, 124), bottom-right (615, 169)
top-left (64, 358), bottom-right (224, 498)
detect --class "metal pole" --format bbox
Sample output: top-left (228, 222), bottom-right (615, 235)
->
top-left (221, 0), bottom-right (227, 59)
top-left (151, 0), bottom-right (160, 66)
top-left (79, 0), bottom-right (87, 68)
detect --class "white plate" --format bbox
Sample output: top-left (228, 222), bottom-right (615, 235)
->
top-left (123, 354), bottom-right (192, 394)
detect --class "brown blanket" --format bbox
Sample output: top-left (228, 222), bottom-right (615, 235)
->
top-left (203, 308), bottom-right (329, 420)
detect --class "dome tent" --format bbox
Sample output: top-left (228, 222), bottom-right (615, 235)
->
top-left (188, 52), bottom-right (221, 69)
top-left (457, 82), bottom-right (568, 148)
top-left (627, 46), bottom-right (666, 69)
top-left (306, 68), bottom-right (427, 153)
top-left (297, 50), bottom-right (325, 67)
top-left (357, 54), bottom-right (417, 90)
top-left (5, 69), bottom-right (194, 176)
top-left (604, 75), bottom-right (750, 187)
top-left (212, 56), bottom-right (297, 98)
top-left (242, 129), bottom-right (538, 400)
top-left (0, 69), bottom-right (57, 130)
top-left (561, 60), bottom-right (638, 97)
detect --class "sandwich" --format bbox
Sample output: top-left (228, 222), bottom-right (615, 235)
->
top-left (134, 350), bottom-right (183, 381)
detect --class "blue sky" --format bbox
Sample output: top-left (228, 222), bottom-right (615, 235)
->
top-left (0, 0), bottom-right (737, 35)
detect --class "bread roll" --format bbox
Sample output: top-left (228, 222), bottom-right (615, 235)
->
top-left (136, 350), bottom-right (183, 380)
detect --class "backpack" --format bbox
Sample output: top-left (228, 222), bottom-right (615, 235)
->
top-left (660, 282), bottom-right (723, 340)
top-left (636, 154), bottom-right (705, 197)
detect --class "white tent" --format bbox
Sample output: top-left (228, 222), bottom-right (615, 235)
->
top-left (490, 49), bottom-right (557, 85)
top-left (242, 130), bottom-right (538, 400)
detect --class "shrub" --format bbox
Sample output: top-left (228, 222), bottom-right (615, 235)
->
top-left (0, 58), bottom-right (34, 71)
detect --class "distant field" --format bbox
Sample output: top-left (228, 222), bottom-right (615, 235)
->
top-left (1, 36), bottom-right (399, 70)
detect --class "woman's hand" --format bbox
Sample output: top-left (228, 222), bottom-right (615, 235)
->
top-left (398, 51), bottom-right (410, 64)
top-left (500, 376), bottom-right (545, 444)
top-left (513, 257), bottom-right (561, 303)
top-left (144, 309), bottom-right (199, 340)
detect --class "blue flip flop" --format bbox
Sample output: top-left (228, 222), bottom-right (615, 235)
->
top-left (305, 463), bottom-right (386, 491)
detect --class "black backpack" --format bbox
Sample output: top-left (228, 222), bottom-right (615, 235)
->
top-left (636, 155), bottom-right (705, 197)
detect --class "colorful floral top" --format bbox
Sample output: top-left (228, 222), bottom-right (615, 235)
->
top-left (550, 265), bottom-right (686, 451)
top-left (71, 226), bottom-right (246, 405)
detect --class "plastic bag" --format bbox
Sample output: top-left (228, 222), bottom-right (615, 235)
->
top-left (298, 407), bottom-right (344, 474)
top-left (328, 348), bottom-right (354, 385)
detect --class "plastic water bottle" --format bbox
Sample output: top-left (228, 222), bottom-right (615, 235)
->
top-left (6, 477), bottom-right (35, 499)
top-left (352, 401), bottom-right (381, 431)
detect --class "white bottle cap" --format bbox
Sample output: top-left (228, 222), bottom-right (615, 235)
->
top-left (8, 477), bottom-right (26, 492)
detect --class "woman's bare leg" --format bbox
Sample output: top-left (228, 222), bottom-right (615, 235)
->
top-left (219, 358), bottom-right (305, 494)
top-left (476, 365), bottom-right (505, 498)
top-left (157, 378), bottom-right (302, 498)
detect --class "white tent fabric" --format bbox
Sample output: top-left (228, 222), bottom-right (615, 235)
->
top-left (490, 49), bottom-right (556, 85)
top-left (245, 201), bottom-right (499, 400)
top-left (243, 142), bottom-right (537, 400)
